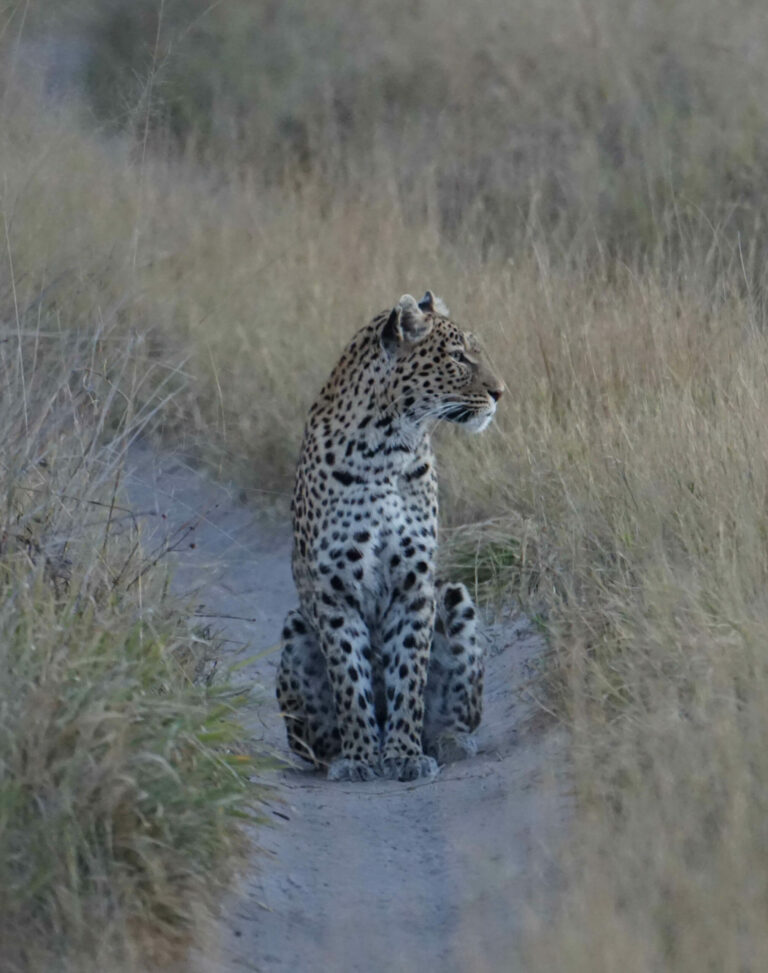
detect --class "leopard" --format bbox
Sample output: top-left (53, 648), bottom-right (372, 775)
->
top-left (275, 291), bottom-right (504, 783)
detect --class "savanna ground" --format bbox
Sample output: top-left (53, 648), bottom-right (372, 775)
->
top-left (4, 0), bottom-right (768, 968)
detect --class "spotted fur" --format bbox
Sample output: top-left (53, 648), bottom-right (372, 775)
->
top-left (276, 292), bottom-right (503, 782)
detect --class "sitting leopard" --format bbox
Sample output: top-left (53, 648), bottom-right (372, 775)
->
top-left (276, 291), bottom-right (504, 782)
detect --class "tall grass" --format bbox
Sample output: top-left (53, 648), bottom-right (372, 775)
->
top-left (0, 130), bottom-right (261, 970)
top-left (68, 0), bottom-right (768, 265)
top-left (9, 1), bottom-right (768, 966)
top-left (463, 270), bottom-right (768, 969)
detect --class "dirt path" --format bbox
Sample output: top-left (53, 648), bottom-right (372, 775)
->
top-left (126, 446), bottom-right (568, 973)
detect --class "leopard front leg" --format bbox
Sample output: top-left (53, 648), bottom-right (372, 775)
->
top-left (312, 599), bottom-right (381, 782)
top-left (378, 580), bottom-right (439, 782)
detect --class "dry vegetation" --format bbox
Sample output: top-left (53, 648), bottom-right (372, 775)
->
top-left (0, 36), bottom-right (263, 973)
top-left (0, 320), bottom-right (265, 969)
top-left (0, 292), bottom-right (263, 970)
top-left (6, 0), bottom-right (768, 968)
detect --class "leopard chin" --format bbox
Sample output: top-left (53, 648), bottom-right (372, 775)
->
top-left (464, 410), bottom-right (495, 433)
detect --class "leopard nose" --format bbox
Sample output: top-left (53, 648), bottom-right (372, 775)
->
top-left (488, 384), bottom-right (504, 402)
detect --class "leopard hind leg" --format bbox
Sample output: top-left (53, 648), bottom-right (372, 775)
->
top-left (275, 609), bottom-right (340, 768)
top-left (423, 582), bottom-right (484, 764)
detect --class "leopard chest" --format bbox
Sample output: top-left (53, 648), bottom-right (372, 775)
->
top-left (293, 470), bottom-right (438, 624)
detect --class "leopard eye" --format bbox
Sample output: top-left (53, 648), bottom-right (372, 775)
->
top-left (450, 350), bottom-right (472, 366)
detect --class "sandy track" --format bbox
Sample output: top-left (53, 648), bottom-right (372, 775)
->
top-left (126, 446), bottom-right (568, 973)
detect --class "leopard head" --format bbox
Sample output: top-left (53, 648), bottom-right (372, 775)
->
top-left (379, 291), bottom-right (504, 433)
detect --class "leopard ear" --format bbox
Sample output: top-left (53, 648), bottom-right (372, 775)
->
top-left (381, 295), bottom-right (433, 353)
top-left (381, 306), bottom-right (403, 353)
top-left (398, 295), bottom-right (432, 341)
top-left (418, 290), bottom-right (449, 316)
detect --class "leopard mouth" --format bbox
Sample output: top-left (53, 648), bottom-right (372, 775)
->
top-left (443, 400), bottom-right (496, 432)
top-left (444, 406), bottom-right (475, 423)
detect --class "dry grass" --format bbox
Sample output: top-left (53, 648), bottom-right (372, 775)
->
top-left (7, 1), bottom-right (768, 968)
top-left (0, 116), bottom-right (263, 973)
top-left (479, 272), bottom-right (768, 971)
top-left (67, 0), bottom-right (768, 263)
